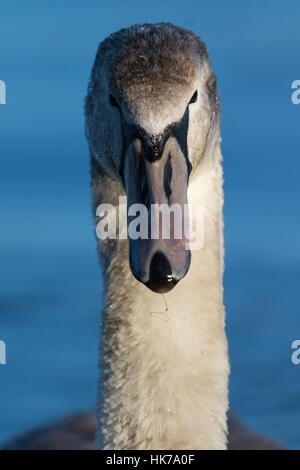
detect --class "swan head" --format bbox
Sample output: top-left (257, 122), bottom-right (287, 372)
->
top-left (85, 23), bottom-right (220, 293)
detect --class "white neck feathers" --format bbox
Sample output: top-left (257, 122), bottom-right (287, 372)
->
top-left (96, 145), bottom-right (229, 450)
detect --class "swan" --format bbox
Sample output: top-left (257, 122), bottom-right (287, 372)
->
top-left (85, 22), bottom-right (228, 450)
top-left (1, 23), bottom-right (284, 451)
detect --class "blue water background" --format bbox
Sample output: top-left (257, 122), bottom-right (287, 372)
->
top-left (0, 1), bottom-right (300, 448)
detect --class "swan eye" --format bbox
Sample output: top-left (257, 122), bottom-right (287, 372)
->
top-left (189, 90), bottom-right (198, 104)
top-left (109, 94), bottom-right (120, 108)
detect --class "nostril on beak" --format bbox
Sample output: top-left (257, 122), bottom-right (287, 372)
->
top-left (164, 154), bottom-right (172, 199)
top-left (146, 251), bottom-right (177, 294)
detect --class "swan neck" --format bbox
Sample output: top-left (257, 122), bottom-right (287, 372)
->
top-left (96, 146), bottom-right (229, 450)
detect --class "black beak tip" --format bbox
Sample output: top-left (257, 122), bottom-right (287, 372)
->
top-left (130, 250), bottom-right (190, 294)
top-left (145, 278), bottom-right (177, 294)
top-left (145, 251), bottom-right (178, 294)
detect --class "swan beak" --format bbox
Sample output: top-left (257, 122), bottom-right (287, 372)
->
top-left (123, 126), bottom-right (191, 294)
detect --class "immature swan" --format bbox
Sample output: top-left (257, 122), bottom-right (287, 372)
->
top-left (1, 23), bottom-right (284, 452)
top-left (85, 23), bottom-right (228, 450)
